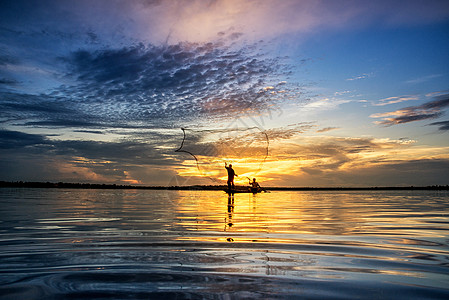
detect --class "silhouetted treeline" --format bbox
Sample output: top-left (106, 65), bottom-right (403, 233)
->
top-left (0, 181), bottom-right (227, 190)
top-left (1, 181), bottom-right (448, 190)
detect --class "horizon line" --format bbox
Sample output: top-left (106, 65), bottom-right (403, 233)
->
top-left (1, 181), bottom-right (448, 191)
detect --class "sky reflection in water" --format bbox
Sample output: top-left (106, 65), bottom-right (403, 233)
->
top-left (0, 188), bottom-right (448, 299)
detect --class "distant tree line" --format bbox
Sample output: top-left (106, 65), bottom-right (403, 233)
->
top-left (1, 181), bottom-right (448, 190)
top-left (0, 181), bottom-right (227, 190)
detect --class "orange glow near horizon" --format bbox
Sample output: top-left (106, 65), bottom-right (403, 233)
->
top-left (47, 133), bottom-right (449, 187)
top-left (174, 136), bottom-right (449, 187)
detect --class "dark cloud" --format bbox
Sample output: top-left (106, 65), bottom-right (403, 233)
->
top-left (275, 158), bottom-right (449, 187)
top-left (24, 120), bottom-right (105, 128)
top-left (287, 137), bottom-right (379, 156)
top-left (0, 129), bottom-right (179, 165)
top-left (0, 129), bottom-right (47, 149)
top-left (266, 123), bottom-right (315, 140)
top-left (428, 120), bottom-right (449, 131)
top-left (0, 128), bottom-right (182, 183)
top-left (266, 136), bottom-right (449, 187)
top-left (0, 78), bottom-right (18, 86)
top-left (2, 99), bottom-right (72, 114)
top-left (0, 53), bottom-right (19, 66)
top-left (1, 41), bottom-right (300, 130)
top-left (0, 1), bottom-right (304, 134)
top-left (422, 95), bottom-right (449, 109)
top-left (272, 137), bottom-right (411, 173)
top-left (372, 94), bottom-right (449, 126)
top-left (0, 54), bottom-right (20, 88)
top-left (58, 41), bottom-right (296, 125)
top-left (343, 158), bottom-right (449, 187)
top-left (0, 92), bottom-right (91, 126)
top-left (73, 130), bottom-right (104, 134)
top-left (56, 139), bottom-right (180, 166)
top-left (316, 127), bottom-right (340, 133)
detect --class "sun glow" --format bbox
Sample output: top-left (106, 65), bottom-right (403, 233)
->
top-left (174, 133), bottom-right (449, 187)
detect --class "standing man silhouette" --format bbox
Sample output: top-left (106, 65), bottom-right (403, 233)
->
top-left (225, 162), bottom-right (238, 190)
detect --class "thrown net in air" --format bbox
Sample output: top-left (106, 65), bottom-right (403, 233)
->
top-left (175, 127), bottom-right (269, 183)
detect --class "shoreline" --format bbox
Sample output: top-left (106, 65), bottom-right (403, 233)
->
top-left (1, 181), bottom-right (448, 191)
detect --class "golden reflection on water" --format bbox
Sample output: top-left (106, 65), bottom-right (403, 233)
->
top-left (173, 190), bottom-right (449, 244)
top-left (174, 190), bottom-right (335, 242)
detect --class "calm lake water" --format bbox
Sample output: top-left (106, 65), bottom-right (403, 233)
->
top-left (0, 188), bottom-right (448, 299)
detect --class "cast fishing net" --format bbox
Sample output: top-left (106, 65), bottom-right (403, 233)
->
top-left (175, 127), bottom-right (269, 184)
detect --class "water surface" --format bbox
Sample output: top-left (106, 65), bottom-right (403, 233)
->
top-left (0, 188), bottom-right (448, 299)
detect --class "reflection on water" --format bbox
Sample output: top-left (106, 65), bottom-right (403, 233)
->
top-left (0, 188), bottom-right (448, 299)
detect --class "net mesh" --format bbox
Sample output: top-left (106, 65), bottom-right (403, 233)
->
top-left (175, 127), bottom-right (269, 183)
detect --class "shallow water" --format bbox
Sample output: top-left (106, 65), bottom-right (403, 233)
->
top-left (0, 188), bottom-right (448, 299)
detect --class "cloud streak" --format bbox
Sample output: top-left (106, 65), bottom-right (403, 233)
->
top-left (428, 120), bottom-right (449, 131)
top-left (346, 73), bottom-right (372, 81)
top-left (317, 127), bottom-right (340, 133)
top-left (406, 74), bottom-right (443, 84)
top-left (373, 95), bottom-right (419, 106)
top-left (371, 94), bottom-right (449, 126)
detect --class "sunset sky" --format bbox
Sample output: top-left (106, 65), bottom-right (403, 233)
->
top-left (1, 0), bottom-right (448, 187)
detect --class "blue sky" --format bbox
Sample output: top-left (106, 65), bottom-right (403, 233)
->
top-left (1, 0), bottom-right (448, 186)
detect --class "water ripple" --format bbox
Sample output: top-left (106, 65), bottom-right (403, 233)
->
top-left (0, 188), bottom-right (448, 299)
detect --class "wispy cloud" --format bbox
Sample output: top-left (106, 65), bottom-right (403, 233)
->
top-left (373, 95), bottom-right (420, 106)
top-left (406, 74), bottom-right (443, 84)
top-left (334, 90), bottom-right (351, 96)
top-left (346, 73), bottom-right (372, 81)
top-left (301, 97), bottom-right (351, 111)
top-left (426, 90), bottom-right (449, 98)
top-left (371, 94), bottom-right (449, 125)
top-left (266, 123), bottom-right (315, 140)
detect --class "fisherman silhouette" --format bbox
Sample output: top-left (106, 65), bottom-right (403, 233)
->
top-left (225, 162), bottom-right (238, 190)
top-left (249, 178), bottom-right (261, 193)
